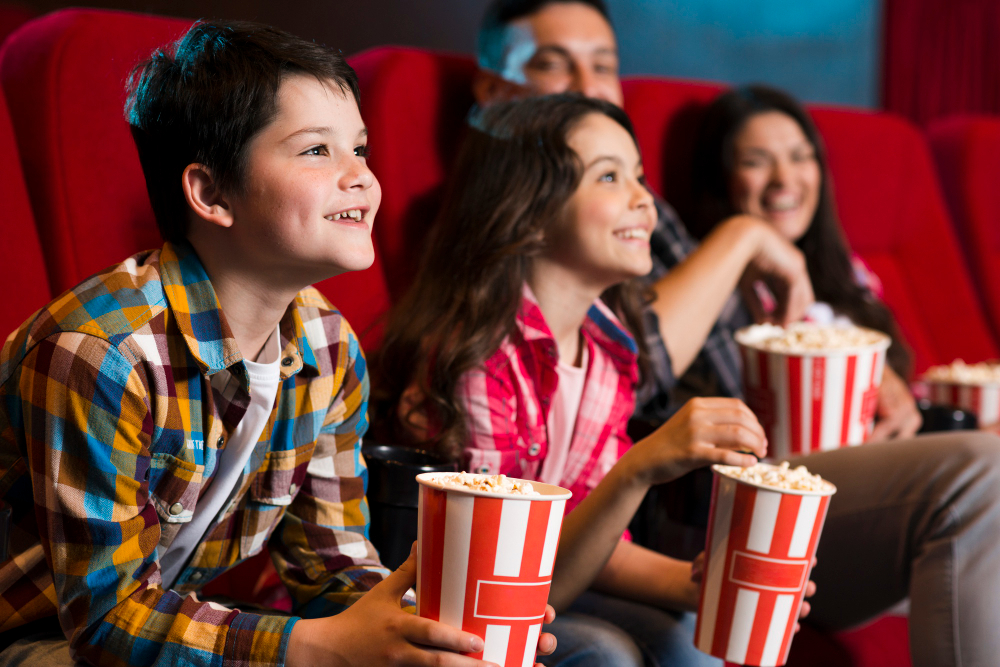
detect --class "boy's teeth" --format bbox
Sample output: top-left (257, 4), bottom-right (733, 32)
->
top-left (327, 209), bottom-right (363, 221)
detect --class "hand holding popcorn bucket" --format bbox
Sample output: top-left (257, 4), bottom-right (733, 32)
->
top-left (695, 463), bottom-right (836, 667)
top-left (735, 324), bottom-right (891, 459)
top-left (416, 472), bottom-right (571, 667)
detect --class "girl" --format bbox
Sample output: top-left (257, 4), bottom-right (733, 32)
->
top-left (685, 84), bottom-right (922, 441)
top-left (375, 94), bottom-right (778, 666)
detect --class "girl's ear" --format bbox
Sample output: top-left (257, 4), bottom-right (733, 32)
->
top-left (182, 163), bottom-right (234, 229)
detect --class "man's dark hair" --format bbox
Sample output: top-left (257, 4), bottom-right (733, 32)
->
top-left (478, 0), bottom-right (611, 71)
top-left (126, 20), bottom-right (361, 243)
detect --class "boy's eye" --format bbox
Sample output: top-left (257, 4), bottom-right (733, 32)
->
top-left (302, 145), bottom-right (328, 156)
top-left (355, 144), bottom-right (371, 159)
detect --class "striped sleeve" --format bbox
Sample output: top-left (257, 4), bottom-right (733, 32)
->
top-left (269, 319), bottom-right (391, 619)
top-left (18, 332), bottom-right (291, 667)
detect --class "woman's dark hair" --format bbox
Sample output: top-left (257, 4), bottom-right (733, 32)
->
top-left (373, 93), bottom-right (648, 461)
top-left (126, 20), bottom-right (360, 244)
top-left (686, 84), bottom-right (912, 377)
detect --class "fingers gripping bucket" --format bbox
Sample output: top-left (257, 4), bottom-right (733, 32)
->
top-left (416, 473), bottom-right (572, 667)
top-left (736, 326), bottom-right (891, 458)
top-left (695, 466), bottom-right (836, 666)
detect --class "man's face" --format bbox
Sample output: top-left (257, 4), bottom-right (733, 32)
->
top-left (488, 2), bottom-right (623, 107)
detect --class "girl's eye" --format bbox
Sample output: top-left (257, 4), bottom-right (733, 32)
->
top-left (599, 171), bottom-right (617, 183)
top-left (355, 144), bottom-right (371, 159)
top-left (302, 145), bottom-right (328, 157)
top-left (637, 174), bottom-right (648, 187)
top-left (793, 151), bottom-right (816, 163)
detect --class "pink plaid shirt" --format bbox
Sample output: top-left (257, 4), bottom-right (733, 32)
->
top-left (457, 286), bottom-right (639, 513)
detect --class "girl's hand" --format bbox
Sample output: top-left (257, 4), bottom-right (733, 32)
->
top-left (868, 368), bottom-right (922, 442)
top-left (628, 398), bottom-right (767, 487)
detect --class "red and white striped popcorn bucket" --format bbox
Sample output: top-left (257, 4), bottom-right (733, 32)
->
top-left (416, 473), bottom-right (571, 667)
top-left (695, 466), bottom-right (836, 666)
top-left (924, 381), bottom-right (1000, 426)
top-left (735, 327), bottom-right (891, 458)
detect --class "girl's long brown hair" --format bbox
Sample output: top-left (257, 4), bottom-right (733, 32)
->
top-left (686, 85), bottom-right (913, 378)
top-left (373, 94), bottom-right (649, 461)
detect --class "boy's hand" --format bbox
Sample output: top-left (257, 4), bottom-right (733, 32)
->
top-left (287, 548), bottom-right (491, 667)
top-left (628, 398), bottom-right (767, 487)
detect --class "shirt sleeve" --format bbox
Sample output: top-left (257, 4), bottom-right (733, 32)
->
top-left (17, 332), bottom-right (293, 667)
top-left (267, 321), bottom-right (401, 619)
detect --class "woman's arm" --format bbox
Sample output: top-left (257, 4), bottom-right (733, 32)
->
top-left (652, 215), bottom-right (814, 376)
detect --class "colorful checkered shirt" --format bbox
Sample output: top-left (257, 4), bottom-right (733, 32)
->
top-left (0, 243), bottom-right (387, 666)
top-left (457, 286), bottom-right (638, 513)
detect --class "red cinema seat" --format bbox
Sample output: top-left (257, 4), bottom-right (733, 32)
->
top-left (0, 8), bottom-right (393, 349)
top-left (0, 4), bottom-right (33, 45)
top-left (927, 115), bottom-right (1000, 344)
top-left (623, 80), bottom-right (997, 375)
top-left (0, 84), bottom-right (50, 341)
top-left (348, 47), bottom-right (477, 304)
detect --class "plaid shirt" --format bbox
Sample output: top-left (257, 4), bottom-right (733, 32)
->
top-left (457, 286), bottom-right (638, 513)
top-left (0, 243), bottom-right (387, 666)
top-left (637, 199), bottom-right (751, 421)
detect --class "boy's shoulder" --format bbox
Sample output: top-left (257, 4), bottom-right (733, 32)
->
top-left (1, 249), bottom-right (168, 384)
top-left (289, 286), bottom-right (365, 365)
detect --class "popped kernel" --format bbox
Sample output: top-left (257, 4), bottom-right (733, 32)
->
top-left (736, 323), bottom-right (889, 353)
top-left (923, 359), bottom-right (1000, 385)
top-left (437, 472), bottom-right (539, 496)
top-left (715, 461), bottom-right (835, 493)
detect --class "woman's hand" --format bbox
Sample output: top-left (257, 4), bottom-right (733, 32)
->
top-left (626, 397), bottom-right (767, 487)
top-left (739, 216), bottom-right (816, 326)
top-left (868, 368), bottom-right (922, 442)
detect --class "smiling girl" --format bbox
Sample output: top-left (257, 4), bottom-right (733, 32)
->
top-left (375, 94), bottom-right (787, 666)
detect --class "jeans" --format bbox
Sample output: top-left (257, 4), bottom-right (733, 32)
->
top-left (539, 590), bottom-right (721, 667)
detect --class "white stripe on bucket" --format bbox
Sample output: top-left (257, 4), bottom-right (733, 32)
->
top-left (800, 358), bottom-right (813, 455)
top-left (788, 495), bottom-right (820, 558)
top-left (848, 352), bottom-right (872, 444)
top-left (821, 355), bottom-right (847, 450)
top-left (494, 498), bottom-right (531, 577)
top-left (760, 594), bottom-right (796, 666)
top-left (747, 490), bottom-right (781, 554)
top-left (440, 494), bottom-right (474, 628)
top-left (538, 499), bottom-right (564, 577)
top-left (697, 476), bottom-right (736, 653)
top-left (771, 353), bottom-right (790, 458)
top-left (522, 624), bottom-right (542, 667)
top-left (483, 624), bottom-right (511, 664)
top-left (726, 588), bottom-right (761, 663)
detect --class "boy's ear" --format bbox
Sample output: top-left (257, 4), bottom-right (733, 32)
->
top-left (182, 163), bottom-right (234, 229)
top-left (472, 69), bottom-right (524, 107)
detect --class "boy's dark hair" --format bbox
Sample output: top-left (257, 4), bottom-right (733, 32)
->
top-left (478, 0), bottom-right (611, 71)
top-left (126, 21), bottom-right (361, 244)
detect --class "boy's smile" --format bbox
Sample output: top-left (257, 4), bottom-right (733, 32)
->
top-left (225, 73), bottom-right (380, 284)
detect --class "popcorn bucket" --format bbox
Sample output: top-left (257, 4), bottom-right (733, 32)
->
top-left (924, 381), bottom-right (1000, 427)
top-left (416, 473), bottom-right (572, 667)
top-left (735, 326), bottom-right (891, 458)
top-left (695, 466), bottom-right (836, 666)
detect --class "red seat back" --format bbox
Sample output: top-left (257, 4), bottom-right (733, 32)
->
top-left (0, 84), bottom-right (49, 340)
top-left (0, 4), bottom-right (33, 45)
top-left (348, 47), bottom-right (477, 303)
top-left (0, 8), bottom-right (392, 349)
top-left (622, 80), bottom-right (997, 373)
top-left (927, 115), bottom-right (1000, 344)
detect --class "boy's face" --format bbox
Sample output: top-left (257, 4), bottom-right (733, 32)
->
top-left (226, 74), bottom-right (379, 282)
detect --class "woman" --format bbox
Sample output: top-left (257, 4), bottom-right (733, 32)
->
top-left (685, 84), bottom-right (921, 440)
top-left (374, 94), bottom-right (782, 666)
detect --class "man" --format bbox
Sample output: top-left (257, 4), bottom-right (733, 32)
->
top-left (471, 2), bottom-right (1000, 666)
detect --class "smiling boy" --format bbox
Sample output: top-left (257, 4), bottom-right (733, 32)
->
top-left (0, 20), bottom-right (543, 667)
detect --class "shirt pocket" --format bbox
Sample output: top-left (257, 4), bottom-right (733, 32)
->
top-left (241, 442), bottom-right (315, 558)
top-left (148, 453), bottom-right (204, 549)
top-left (464, 448), bottom-right (522, 476)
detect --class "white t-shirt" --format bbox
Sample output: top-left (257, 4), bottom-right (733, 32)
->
top-left (539, 345), bottom-right (589, 486)
top-left (159, 326), bottom-right (283, 588)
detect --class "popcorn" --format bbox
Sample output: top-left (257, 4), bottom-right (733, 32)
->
top-left (923, 359), bottom-right (1000, 385)
top-left (714, 461), bottom-right (835, 493)
top-left (436, 472), bottom-right (539, 496)
top-left (736, 322), bottom-right (889, 353)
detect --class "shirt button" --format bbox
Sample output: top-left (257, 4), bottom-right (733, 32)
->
top-left (528, 442), bottom-right (541, 456)
top-left (169, 502), bottom-right (184, 516)
top-left (217, 436), bottom-right (225, 448)
top-left (289, 483), bottom-right (298, 496)
top-left (189, 571), bottom-right (203, 582)
top-left (281, 357), bottom-right (294, 367)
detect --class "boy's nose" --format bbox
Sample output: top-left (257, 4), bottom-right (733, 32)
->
top-left (341, 159), bottom-right (375, 190)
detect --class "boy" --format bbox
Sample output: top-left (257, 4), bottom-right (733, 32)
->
top-left (0, 20), bottom-right (548, 667)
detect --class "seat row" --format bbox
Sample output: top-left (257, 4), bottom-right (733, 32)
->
top-left (0, 7), bottom-right (997, 667)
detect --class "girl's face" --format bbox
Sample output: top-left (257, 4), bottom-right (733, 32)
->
top-left (729, 110), bottom-right (821, 243)
top-left (545, 112), bottom-right (655, 290)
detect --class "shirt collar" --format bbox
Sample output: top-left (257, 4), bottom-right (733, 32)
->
top-left (159, 242), bottom-right (316, 382)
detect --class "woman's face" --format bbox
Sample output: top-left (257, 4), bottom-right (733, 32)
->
top-left (729, 110), bottom-right (821, 242)
top-left (545, 112), bottom-right (656, 290)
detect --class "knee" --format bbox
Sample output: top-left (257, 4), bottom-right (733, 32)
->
top-left (944, 430), bottom-right (1000, 500)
